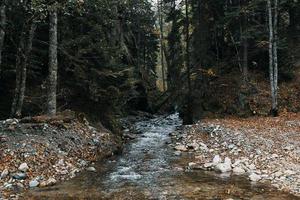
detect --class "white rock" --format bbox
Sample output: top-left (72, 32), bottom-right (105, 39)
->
top-left (249, 173), bottom-right (261, 182)
top-left (18, 163), bottom-right (29, 172)
top-left (29, 180), bottom-right (39, 188)
top-left (203, 163), bottom-right (214, 168)
top-left (174, 145), bottom-right (188, 152)
top-left (233, 166), bottom-right (246, 175)
top-left (274, 171), bottom-right (283, 177)
top-left (215, 163), bottom-right (232, 173)
top-left (284, 170), bottom-right (296, 176)
top-left (1, 169), bottom-right (9, 179)
top-left (87, 167), bottom-right (96, 172)
top-left (213, 155), bottom-right (222, 164)
top-left (224, 157), bottom-right (232, 165)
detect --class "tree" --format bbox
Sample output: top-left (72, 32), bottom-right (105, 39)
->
top-left (11, 19), bottom-right (37, 117)
top-left (0, 0), bottom-right (6, 73)
top-left (158, 0), bottom-right (166, 91)
top-left (267, 0), bottom-right (279, 116)
top-left (10, 0), bottom-right (38, 117)
top-left (184, 0), bottom-right (193, 124)
top-left (47, 5), bottom-right (58, 116)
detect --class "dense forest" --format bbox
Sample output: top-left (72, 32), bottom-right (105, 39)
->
top-left (0, 0), bottom-right (300, 126)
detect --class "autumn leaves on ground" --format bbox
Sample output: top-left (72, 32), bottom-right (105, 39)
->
top-left (0, 111), bottom-right (121, 199)
top-left (172, 112), bottom-right (300, 197)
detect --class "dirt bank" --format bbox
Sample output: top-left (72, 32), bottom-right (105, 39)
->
top-left (171, 112), bottom-right (300, 197)
top-left (0, 112), bottom-right (121, 199)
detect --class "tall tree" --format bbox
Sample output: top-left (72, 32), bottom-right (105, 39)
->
top-left (158, 0), bottom-right (166, 91)
top-left (0, 0), bottom-right (6, 73)
top-left (184, 0), bottom-right (193, 124)
top-left (268, 0), bottom-right (279, 116)
top-left (47, 6), bottom-right (58, 116)
top-left (11, 19), bottom-right (37, 117)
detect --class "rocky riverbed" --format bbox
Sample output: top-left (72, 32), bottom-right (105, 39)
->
top-left (0, 113), bottom-right (121, 199)
top-left (171, 113), bottom-right (300, 197)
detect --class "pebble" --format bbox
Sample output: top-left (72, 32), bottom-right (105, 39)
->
top-left (12, 172), bottom-right (27, 180)
top-left (29, 180), bottom-right (39, 188)
top-left (233, 166), bottom-right (246, 174)
top-left (1, 169), bottom-right (9, 179)
top-left (174, 145), bottom-right (188, 152)
top-left (87, 167), bottom-right (96, 172)
top-left (18, 163), bottom-right (29, 172)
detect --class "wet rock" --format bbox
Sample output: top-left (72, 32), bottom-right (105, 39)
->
top-left (188, 162), bottom-right (202, 170)
top-left (203, 163), bottom-right (214, 168)
top-left (249, 173), bottom-right (261, 182)
top-left (29, 180), bottom-right (39, 188)
top-left (18, 163), bottom-right (29, 172)
top-left (1, 169), bottom-right (9, 179)
top-left (12, 172), bottom-right (27, 180)
top-left (174, 145), bottom-right (188, 152)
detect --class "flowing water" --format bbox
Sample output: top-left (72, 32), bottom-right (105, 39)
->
top-left (28, 114), bottom-right (299, 200)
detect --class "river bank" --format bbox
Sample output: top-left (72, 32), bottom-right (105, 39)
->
top-left (171, 112), bottom-right (300, 197)
top-left (0, 112), bottom-right (121, 199)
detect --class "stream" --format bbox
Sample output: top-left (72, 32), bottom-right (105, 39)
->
top-left (28, 114), bottom-right (299, 199)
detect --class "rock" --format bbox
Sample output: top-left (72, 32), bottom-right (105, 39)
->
top-left (283, 145), bottom-right (294, 151)
top-left (224, 157), bottom-right (232, 165)
top-left (233, 166), bottom-right (246, 175)
top-left (12, 172), bottom-right (27, 180)
top-left (18, 163), bottom-right (29, 172)
top-left (174, 151), bottom-right (181, 156)
top-left (29, 180), bottom-right (39, 188)
top-left (198, 142), bottom-right (209, 152)
top-left (249, 173), bottom-right (261, 182)
top-left (203, 163), bottom-right (214, 168)
top-left (247, 163), bottom-right (256, 171)
top-left (174, 145), bottom-right (188, 152)
top-left (284, 170), bottom-right (296, 176)
top-left (1, 169), bottom-right (9, 179)
top-left (40, 178), bottom-right (57, 187)
top-left (188, 162), bottom-right (202, 170)
top-left (274, 171), bottom-right (283, 177)
top-left (215, 163), bottom-right (232, 173)
top-left (213, 155), bottom-right (222, 164)
top-left (187, 143), bottom-right (199, 150)
top-left (87, 167), bottom-right (96, 172)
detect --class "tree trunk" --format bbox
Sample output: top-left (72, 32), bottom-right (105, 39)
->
top-left (0, 2), bottom-right (6, 73)
top-left (268, 0), bottom-right (278, 116)
top-left (47, 9), bottom-right (58, 116)
top-left (242, 37), bottom-right (248, 84)
top-left (158, 0), bottom-right (166, 91)
top-left (273, 0), bottom-right (279, 114)
top-left (184, 0), bottom-right (193, 125)
top-left (11, 21), bottom-right (37, 117)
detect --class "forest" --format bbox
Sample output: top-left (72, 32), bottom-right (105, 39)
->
top-left (0, 0), bottom-right (300, 199)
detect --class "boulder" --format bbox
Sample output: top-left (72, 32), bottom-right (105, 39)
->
top-left (215, 163), bottom-right (232, 173)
